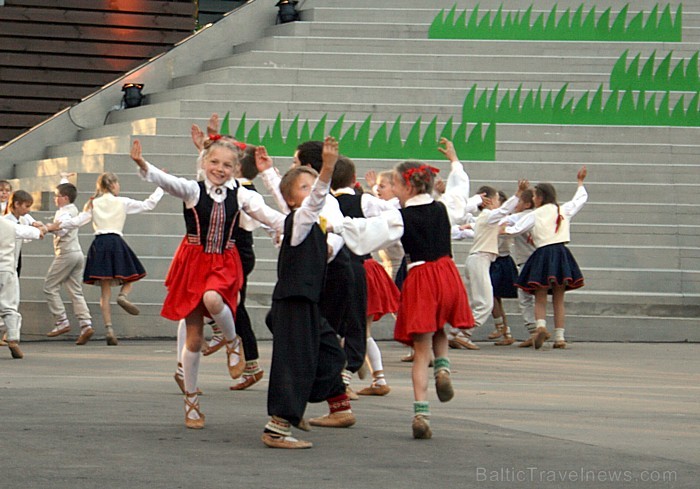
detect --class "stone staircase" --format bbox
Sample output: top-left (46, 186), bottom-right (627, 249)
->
top-left (4, 0), bottom-right (699, 343)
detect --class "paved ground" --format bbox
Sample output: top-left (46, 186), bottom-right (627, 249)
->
top-left (1, 339), bottom-right (698, 489)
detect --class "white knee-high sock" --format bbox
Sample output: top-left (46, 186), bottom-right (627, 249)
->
top-left (182, 348), bottom-right (201, 395)
top-left (210, 304), bottom-right (236, 341)
top-left (366, 337), bottom-right (384, 373)
top-left (176, 319), bottom-right (186, 365)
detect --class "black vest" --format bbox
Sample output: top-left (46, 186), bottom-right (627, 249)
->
top-left (183, 181), bottom-right (239, 254)
top-left (399, 201), bottom-right (452, 263)
top-left (272, 210), bottom-right (328, 302)
top-left (335, 192), bottom-right (371, 261)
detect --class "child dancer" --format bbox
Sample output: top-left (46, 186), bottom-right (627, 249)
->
top-left (332, 156), bottom-right (400, 396)
top-left (488, 191), bottom-right (519, 346)
top-left (462, 182), bottom-right (526, 348)
top-left (498, 188), bottom-right (537, 346)
top-left (502, 167), bottom-right (588, 349)
top-left (131, 137), bottom-right (286, 429)
top-left (44, 180), bottom-right (94, 344)
top-left (60, 173), bottom-right (163, 345)
top-left (0, 214), bottom-right (44, 358)
top-left (257, 141), bottom-right (364, 400)
top-left (4, 190), bottom-right (41, 277)
top-left (262, 136), bottom-right (354, 449)
top-left (334, 160), bottom-right (476, 439)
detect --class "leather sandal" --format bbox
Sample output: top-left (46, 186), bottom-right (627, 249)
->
top-left (225, 336), bottom-right (246, 379)
top-left (184, 393), bottom-right (205, 429)
top-left (229, 370), bottom-right (263, 391)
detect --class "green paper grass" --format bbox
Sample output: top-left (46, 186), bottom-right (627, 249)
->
top-left (461, 83), bottom-right (700, 126)
top-left (220, 112), bottom-right (495, 161)
top-left (611, 50), bottom-right (700, 91)
top-left (429, 3), bottom-right (681, 42)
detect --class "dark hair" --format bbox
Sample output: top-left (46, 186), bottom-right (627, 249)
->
top-left (296, 140), bottom-right (324, 172)
top-left (239, 145), bottom-right (259, 181)
top-left (9, 189), bottom-right (33, 210)
top-left (56, 183), bottom-right (78, 203)
top-left (331, 155), bottom-right (356, 191)
top-left (279, 166), bottom-right (318, 206)
top-left (535, 182), bottom-right (563, 231)
top-left (476, 185), bottom-right (497, 210)
top-left (497, 190), bottom-right (508, 205)
top-left (534, 182), bottom-right (557, 206)
top-left (519, 188), bottom-right (534, 209)
top-left (394, 161), bottom-right (437, 195)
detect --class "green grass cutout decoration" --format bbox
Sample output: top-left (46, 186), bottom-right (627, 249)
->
top-left (429, 3), bottom-right (681, 42)
top-left (219, 112), bottom-right (496, 161)
top-left (611, 50), bottom-right (700, 92)
top-left (461, 83), bottom-right (700, 127)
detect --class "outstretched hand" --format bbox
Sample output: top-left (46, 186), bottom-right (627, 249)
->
top-left (516, 178), bottom-right (530, 196)
top-left (130, 140), bottom-right (147, 171)
top-left (191, 124), bottom-right (205, 151)
top-left (438, 137), bottom-right (458, 162)
top-left (318, 136), bottom-right (339, 183)
top-left (207, 113), bottom-right (219, 137)
top-left (577, 166), bottom-right (587, 184)
top-left (365, 169), bottom-right (377, 188)
top-left (255, 146), bottom-right (273, 172)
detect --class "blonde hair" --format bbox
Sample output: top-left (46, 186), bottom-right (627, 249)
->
top-left (280, 166), bottom-right (318, 205)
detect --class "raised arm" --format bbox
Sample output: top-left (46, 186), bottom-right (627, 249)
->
top-left (561, 166), bottom-right (588, 219)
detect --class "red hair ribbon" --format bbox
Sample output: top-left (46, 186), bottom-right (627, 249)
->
top-left (208, 134), bottom-right (246, 151)
top-left (402, 164), bottom-right (439, 185)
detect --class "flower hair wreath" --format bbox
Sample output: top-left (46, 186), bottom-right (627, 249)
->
top-left (402, 164), bottom-right (440, 185)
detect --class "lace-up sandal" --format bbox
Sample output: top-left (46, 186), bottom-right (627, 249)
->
top-left (184, 393), bottom-right (205, 429)
top-left (225, 336), bottom-right (246, 379)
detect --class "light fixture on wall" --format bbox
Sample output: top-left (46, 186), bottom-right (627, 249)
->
top-left (275, 1), bottom-right (299, 24)
top-left (121, 83), bottom-right (144, 108)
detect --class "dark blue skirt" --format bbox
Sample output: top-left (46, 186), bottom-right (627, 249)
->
top-left (490, 255), bottom-right (519, 299)
top-left (516, 243), bottom-right (584, 294)
top-left (83, 233), bottom-right (146, 285)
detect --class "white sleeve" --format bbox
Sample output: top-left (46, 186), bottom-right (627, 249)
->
top-left (504, 211), bottom-right (535, 235)
top-left (121, 187), bottom-right (164, 215)
top-left (237, 186), bottom-right (286, 237)
top-left (334, 209), bottom-right (404, 256)
top-left (260, 167), bottom-right (290, 214)
top-left (60, 209), bottom-right (92, 231)
top-left (140, 162), bottom-right (199, 207)
top-left (451, 224), bottom-right (475, 240)
top-left (290, 178), bottom-right (329, 247)
top-left (486, 195), bottom-right (519, 225)
top-left (445, 160), bottom-right (470, 199)
top-left (561, 186), bottom-right (588, 220)
top-left (360, 192), bottom-right (399, 217)
top-left (14, 223), bottom-right (41, 240)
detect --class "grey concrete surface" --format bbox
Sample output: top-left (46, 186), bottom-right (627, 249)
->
top-left (1, 340), bottom-right (698, 488)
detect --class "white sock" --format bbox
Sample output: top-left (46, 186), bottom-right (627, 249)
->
top-left (504, 326), bottom-right (511, 336)
top-left (535, 319), bottom-right (547, 330)
top-left (493, 316), bottom-right (504, 328)
top-left (374, 373), bottom-right (387, 386)
top-left (554, 328), bottom-right (565, 342)
top-left (210, 304), bottom-right (236, 341)
top-left (182, 348), bottom-right (201, 396)
top-left (366, 337), bottom-right (384, 373)
top-left (176, 319), bottom-right (186, 365)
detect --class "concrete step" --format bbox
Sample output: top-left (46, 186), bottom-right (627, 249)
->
top-left (171, 65), bottom-right (606, 90)
top-left (232, 35), bottom-right (700, 59)
top-left (203, 49), bottom-right (623, 74)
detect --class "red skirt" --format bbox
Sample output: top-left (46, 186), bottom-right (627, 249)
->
top-left (364, 258), bottom-right (400, 321)
top-left (394, 256), bottom-right (475, 346)
top-left (161, 238), bottom-right (244, 321)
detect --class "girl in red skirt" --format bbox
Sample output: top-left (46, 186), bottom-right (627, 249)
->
top-left (130, 137), bottom-right (286, 429)
top-left (334, 160), bottom-right (475, 439)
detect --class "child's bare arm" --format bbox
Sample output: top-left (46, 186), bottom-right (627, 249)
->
top-left (577, 166), bottom-right (587, 186)
top-left (318, 136), bottom-right (339, 184)
top-left (130, 140), bottom-right (148, 172)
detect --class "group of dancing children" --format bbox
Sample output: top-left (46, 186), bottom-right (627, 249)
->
top-left (0, 117), bottom-right (588, 448)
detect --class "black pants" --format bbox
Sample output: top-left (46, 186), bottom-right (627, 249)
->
top-left (235, 248), bottom-right (258, 361)
top-left (266, 298), bottom-right (346, 427)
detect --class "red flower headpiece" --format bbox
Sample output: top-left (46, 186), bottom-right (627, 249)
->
top-left (208, 134), bottom-right (246, 151)
top-left (403, 164), bottom-right (439, 185)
